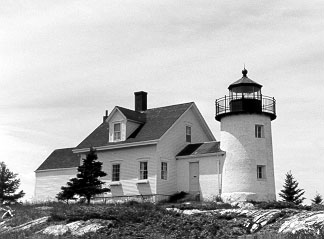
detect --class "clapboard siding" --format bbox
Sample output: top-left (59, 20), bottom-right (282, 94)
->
top-left (94, 144), bottom-right (157, 197)
top-left (156, 107), bottom-right (213, 196)
top-left (35, 168), bottom-right (77, 201)
top-left (177, 155), bottom-right (224, 200)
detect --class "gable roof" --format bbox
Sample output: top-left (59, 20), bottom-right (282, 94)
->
top-left (176, 141), bottom-right (223, 157)
top-left (76, 102), bottom-right (194, 149)
top-left (36, 148), bottom-right (79, 171)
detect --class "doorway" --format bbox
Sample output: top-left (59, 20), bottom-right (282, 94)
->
top-left (189, 162), bottom-right (199, 193)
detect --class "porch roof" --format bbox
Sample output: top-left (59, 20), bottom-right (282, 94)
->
top-left (176, 141), bottom-right (224, 157)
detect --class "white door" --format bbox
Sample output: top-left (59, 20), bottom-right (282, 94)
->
top-left (189, 162), bottom-right (199, 192)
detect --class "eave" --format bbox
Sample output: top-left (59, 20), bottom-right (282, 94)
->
top-left (72, 139), bottom-right (159, 153)
top-left (176, 151), bottom-right (225, 160)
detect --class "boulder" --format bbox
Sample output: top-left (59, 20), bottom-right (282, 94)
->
top-left (278, 211), bottom-right (324, 236)
top-left (71, 219), bottom-right (107, 236)
top-left (42, 219), bottom-right (114, 236)
top-left (42, 225), bottom-right (69, 236)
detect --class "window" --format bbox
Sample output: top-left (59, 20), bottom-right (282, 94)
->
top-left (255, 125), bottom-right (264, 138)
top-left (112, 164), bottom-right (120, 181)
top-left (114, 123), bottom-right (121, 141)
top-left (140, 161), bottom-right (148, 180)
top-left (161, 162), bottom-right (167, 180)
top-left (257, 165), bottom-right (266, 180)
top-left (186, 126), bottom-right (191, 142)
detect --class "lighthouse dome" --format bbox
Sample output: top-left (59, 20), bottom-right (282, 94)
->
top-left (228, 68), bottom-right (262, 93)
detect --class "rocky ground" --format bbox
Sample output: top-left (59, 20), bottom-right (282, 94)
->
top-left (0, 202), bottom-right (324, 238)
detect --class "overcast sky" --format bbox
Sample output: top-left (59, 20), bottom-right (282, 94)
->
top-left (1, 0), bottom-right (323, 203)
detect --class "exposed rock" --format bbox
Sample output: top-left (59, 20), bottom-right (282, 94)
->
top-left (182, 209), bottom-right (208, 215)
top-left (245, 210), bottom-right (282, 233)
top-left (35, 206), bottom-right (53, 211)
top-left (167, 207), bottom-right (285, 233)
top-left (278, 211), bottom-right (324, 236)
top-left (42, 224), bottom-right (69, 236)
top-left (0, 216), bottom-right (49, 234)
top-left (233, 202), bottom-right (255, 210)
top-left (42, 219), bottom-right (114, 236)
top-left (71, 219), bottom-right (108, 236)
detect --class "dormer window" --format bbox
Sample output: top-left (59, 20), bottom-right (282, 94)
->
top-left (114, 123), bottom-right (121, 141)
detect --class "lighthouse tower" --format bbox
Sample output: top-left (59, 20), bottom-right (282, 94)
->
top-left (215, 68), bottom-right (276, 202)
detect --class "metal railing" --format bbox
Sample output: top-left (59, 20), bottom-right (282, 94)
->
top-left (215, 94), bottom-right (276, 118)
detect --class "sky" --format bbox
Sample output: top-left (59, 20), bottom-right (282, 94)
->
top-left (0, 0), bottom-right (323, 203)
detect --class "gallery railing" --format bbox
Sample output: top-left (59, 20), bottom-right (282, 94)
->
top-left (215, 94), bottom-right (276, 120)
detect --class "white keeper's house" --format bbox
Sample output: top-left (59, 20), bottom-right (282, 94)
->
top-left (35, 69), bottom-right (277, 202)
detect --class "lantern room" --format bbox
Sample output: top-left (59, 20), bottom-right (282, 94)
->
top-left (228, 68), bottom-right (262, 100)
top-left (215, 68), bottom-right (276, 121)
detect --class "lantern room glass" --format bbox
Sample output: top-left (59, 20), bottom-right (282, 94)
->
top-left (229, 85), bottom-right (262, 100)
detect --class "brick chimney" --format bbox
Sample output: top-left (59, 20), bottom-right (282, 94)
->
top-left (103, 110), bottom-right (108, 122)
top-left (134, 91), bottom-right (147, 111)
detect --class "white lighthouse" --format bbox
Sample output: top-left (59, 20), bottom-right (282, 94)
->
top-left (216, 68), bottom-right (276, 202)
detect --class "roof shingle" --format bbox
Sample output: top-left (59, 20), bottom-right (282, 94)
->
top-left (176, 142), bottom-right (223, 157)
top-left (76, 102), bottom-right (193, 149)
top-left (36, 148), bottom-right (79, 171)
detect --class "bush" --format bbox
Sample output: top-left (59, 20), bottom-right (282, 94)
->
top-left (311, 203), bottom-right (324, 211)
top-left (253, 201), bottom-right (311, 210)
top-left (167, 191), bottom-right (188, 203)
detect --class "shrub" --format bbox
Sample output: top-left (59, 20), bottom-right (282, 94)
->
top-left (311, 203), bottom-right (324, 211)
top-left (253, 201), bottom-right (311, 210)
top-left (167, 191), bottom-right (188, 203)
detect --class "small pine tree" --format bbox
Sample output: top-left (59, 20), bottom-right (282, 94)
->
top-left (0, 162), bottom-right (25, 203)
top-left (56, 186), bottom-right (76, 204)
top-left (311, 193), bottom-right (323, 205)
top-left (57, 148), bottom-right (110, 204)
top-left (279, 171), bottom-right (305, 205)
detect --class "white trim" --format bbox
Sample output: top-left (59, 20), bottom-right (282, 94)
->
top-left (109, 159), bottom-right (124, 162)
top-left (136, 179), bottom-right (149, 184)
top-left (160, 161), bottom-right (168, 180)
top-left (106, 107), bottom-right (126, 123)
top-left (138, 160), bottom-right (148, 180)
top-left (35, 167), bottom-right (78, 173)
top-left (73, 140), bottom-right (158, 153)
top-left (176, 152), bottom-right (225, 160)
top-left (159, 157), bottom-right (171, 162)
top-left (136, 157), bottom-right (150, 161)
top-left (112, 121), bottom-right (122, 142)
top-left (109, 181), bottom-right (121, 186)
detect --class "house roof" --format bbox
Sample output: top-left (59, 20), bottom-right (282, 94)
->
top-left (116, 106), bottom-right (146, 123)
top-left (76, 102), bottom-right (194, 149)
top-left (36, 148), bottom-right (79, 171)
top-left (176, 141), bottom-right (223, 157)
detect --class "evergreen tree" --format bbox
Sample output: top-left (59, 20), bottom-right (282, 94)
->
top-left (56, 186), bottom-right (76, 204)
top-left (0, 162), bottom-right (25, 203)
top-left (279, 171), bottom-right (305, 205)
top-left (57, 148), bottom-right (109, 204)
top-left (311, 193), bottom-right (323, 205)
